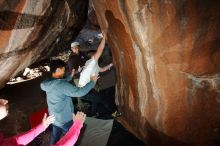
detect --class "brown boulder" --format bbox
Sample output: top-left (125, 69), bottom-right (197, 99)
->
top-left (93, 0), bottom-right (220, 145)
top-left (0, 0), bottom-right (89, 88)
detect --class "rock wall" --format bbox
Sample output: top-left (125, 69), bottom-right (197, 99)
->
top-left (92, 0), bottom-right (220, 146)
top-left (0, 0), bottom-right (88, 88)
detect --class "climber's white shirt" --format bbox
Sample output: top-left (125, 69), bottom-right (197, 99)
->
top-left (78, 57), bottom-right (100, 87)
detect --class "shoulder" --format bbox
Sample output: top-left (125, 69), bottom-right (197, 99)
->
top-left (56, 79), bottom-right (75, 87)
top-left (55, 79), bottom-right (68, 84)
top-left (45, 79), bottom-right (67, 87)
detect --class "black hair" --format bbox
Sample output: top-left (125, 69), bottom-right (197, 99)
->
top-left (50, 59), bottom-right (66, 74)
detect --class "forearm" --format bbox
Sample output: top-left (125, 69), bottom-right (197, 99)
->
top-left (14, 123), bottom-right (46, 145)
top-left (93, 36), bottom-right (105, 61)
top-left (100, 66), bottom-right (109, 72)
top-left (75, 81), bottom-right (96, 97)
top-left (54, 120), bottom-right (83, 146)
top-left (98, 36), bottom-right (106, 51)
top-left (64, 81), bottom-right (95, 97)
top-left (99, 63), bottom-right (113, 72)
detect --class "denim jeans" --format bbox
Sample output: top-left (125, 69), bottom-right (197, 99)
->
top-left (50, 120), bottom-right (73, 145)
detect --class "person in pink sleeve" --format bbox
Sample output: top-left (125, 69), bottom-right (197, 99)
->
top-left (0, 98), bottom-right (55, 146)
top-left (0, 98), bottom-right (86, 146)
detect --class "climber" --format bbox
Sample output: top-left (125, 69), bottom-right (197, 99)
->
top-left (68, 34), bottom-right (113, 84)
top-left (77, 31), bottom-right (113, 87)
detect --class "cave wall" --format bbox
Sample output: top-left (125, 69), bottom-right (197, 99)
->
top-left (92, 0), bottom-right (220, 146)
top-left (0, 0), bottom-right (88, 88)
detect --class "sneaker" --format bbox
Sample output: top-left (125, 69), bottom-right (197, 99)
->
top-left (112, 111), bottom-right (122, 118)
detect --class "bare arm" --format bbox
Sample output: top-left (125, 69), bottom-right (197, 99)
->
top-left (93, 32), bottom-right (106, 61)
top-left (99, 63), bottom-right (113, 73)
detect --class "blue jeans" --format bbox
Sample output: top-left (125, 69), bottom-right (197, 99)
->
top-left (50, 120), bottom-right (73, 145)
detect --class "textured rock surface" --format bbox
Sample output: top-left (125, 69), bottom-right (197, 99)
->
top-left (0, 0), bottom-right (88, 88)
top-left (93, 0), bottom-right (220, 146)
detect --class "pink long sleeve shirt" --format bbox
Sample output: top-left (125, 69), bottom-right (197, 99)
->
top-left (0, 120), bottom-right (83, 146)
top-left (53, 120), bottom-right (83, 146)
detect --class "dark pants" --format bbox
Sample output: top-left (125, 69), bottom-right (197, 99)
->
top-left (81, 91), bottom-right (113, 115)
top-left (50, 120), bottom-right (73, 145)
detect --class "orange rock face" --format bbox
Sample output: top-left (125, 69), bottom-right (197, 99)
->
top-left (93, 0), bottom-right (220, 145)
top-left (0, 0), bottom-right (88, 87)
